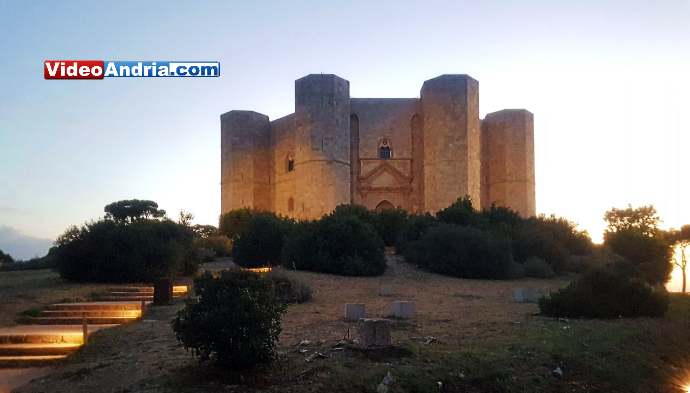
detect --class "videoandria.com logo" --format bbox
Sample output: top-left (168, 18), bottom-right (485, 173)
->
top-left (44, 60), bottom-right (220, 79)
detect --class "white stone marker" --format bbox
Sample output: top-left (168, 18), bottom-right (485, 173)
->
top-left (344, 303), bottom-right (366, 321)
top-left (357, 318), bottom-right (392, 347)
top-left (514, 287), bottom-right (543, 303)
top-left (389, 301), bottom-right (416, 319)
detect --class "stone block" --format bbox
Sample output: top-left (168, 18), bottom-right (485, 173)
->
top-left (379, 284), bottom-right (394, 297)
top-left (357, 318), bottom-right (392, 348)
top-left (388, 301), bottom-right (416, 319)
top-left (153, 278), bottom-right (173, 305)
top-left (514, 287), bottom-right (543, 303)
top-left (344, 303), bottom-right (366, 321)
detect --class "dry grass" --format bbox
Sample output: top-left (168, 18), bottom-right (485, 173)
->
top-left (10, 258), bottom-right (690, 393)
top-left (0, 269), bottom-right (112, 327)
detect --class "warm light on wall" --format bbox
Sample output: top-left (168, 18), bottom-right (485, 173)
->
top-left (243, 267), bottom-right (272, 274)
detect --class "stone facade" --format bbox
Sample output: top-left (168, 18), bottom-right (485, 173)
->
top-left (220, 73), bottom-right (535, 219)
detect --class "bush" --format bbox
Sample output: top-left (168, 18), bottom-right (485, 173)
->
top-left (195, 235), bottom-right (232, 259)
top-left (523, 256), bottom-right (555, 278)
top-left (282, 215), bottom-right (386, 276)
top-left (265, 269), bottom-right (312, 304)
top-left (396, 213), bottom-right (437, 252)
top-left (54, 219), bottom-right (198, 282)
top-left (604, 229), bottom-right (673, 286)
top-left (372, 208), bottom-right (409, 247)
top-left (172, 270), bottom-right (286, 369)
top-left (436, 197), bottom-right (485, 227)
top-left (218, 208), bottom-right (256, 240)
top-left (407, 224), bottom-right (515, 279)
top-left (231, 214), bottom-right (290, 268)
top-left (539, 267), bottom-right (669, 318)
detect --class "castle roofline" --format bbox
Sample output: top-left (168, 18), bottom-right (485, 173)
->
top-left (220, 110), bottom-right (268, 120)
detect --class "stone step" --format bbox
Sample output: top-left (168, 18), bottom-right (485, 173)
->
top-left (46, 301), bottom-right (144, 311)
top-left (95, 295), bottom-right (153, 302)
top-left (0, 355), bottom-right (67, 367)
top-left (107, 287), bottom-right (153, 293)
top-left (28, 316), bottom-right (138, 325)
top-left (40, 310), bottom-right (141, 318)
top-left (0, 343), bottom-right (81, 356)
top-left (0, 325), bottom-right (95, 345)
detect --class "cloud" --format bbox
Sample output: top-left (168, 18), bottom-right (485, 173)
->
top-left (0, 226), bottom-right (53, 260)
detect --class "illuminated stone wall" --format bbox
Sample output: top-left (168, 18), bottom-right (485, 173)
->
top-left (420, 75), bottom-right (481, 213)
top-left (220, 74), bottom-right (536, 220)
top-left (480, 109), bottom-right (536, 217)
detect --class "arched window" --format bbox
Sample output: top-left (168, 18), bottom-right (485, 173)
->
top-left (288, 197), bottom-right (294, 212)
top-left (378, 138), bottom-right (391, 159)
top-left (375, 200), bottom-right (395, 212)
top-left (286, 152), bottom-right (295, 173)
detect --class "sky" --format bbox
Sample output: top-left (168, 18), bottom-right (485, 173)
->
top-left (0, 0), bottom-right (689, 260)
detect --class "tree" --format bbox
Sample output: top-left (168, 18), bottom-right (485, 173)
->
top-left (670, 225), bottom-right (690, 293)
top-left (104, 199), bottom-right (166, 223)
top-left (603, 205), bottom-right (672, 286)
top-left (604, 205), bottom-right (660, 237)
top-left (178, 210), bottom-right (194, 226)
top-left (0, 249), bottom-right (14, 265)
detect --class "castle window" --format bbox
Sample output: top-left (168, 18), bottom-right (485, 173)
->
top-left (288, 197), bottom-right (294, 212)
top-left (378, 138), bottom-right (392, 159)
top-left (286, 152), bottom-right (295, 173)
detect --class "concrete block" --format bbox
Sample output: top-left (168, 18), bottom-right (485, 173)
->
top-left (514, 287), bottom-right (543, 303)
top-left (344, 303), bottom-right (366, 321)
top-left (153, 278), bottom-right (173, 305)
top-left (379, 284), bottom-right (394, 297)
top-left (357, 318), bottom-right (391, 348)
top-left (388, 301), bottom-right (416, 319)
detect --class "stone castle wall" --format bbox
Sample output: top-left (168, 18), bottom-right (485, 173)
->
top-left (220, 74), bottom-right (536, 220)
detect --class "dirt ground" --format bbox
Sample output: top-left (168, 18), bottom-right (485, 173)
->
top-left (8, 258), bottom-right (690, 392)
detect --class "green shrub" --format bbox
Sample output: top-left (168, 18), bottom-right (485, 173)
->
top-left (539, 267), bottom-right (669, 318)
top-left (282, 215), bottom-right (386, 276)
top-left (523, 256), bottom-right (555, 278)
top-left (396, 213), bottom-right (437, 253)
top-left (372, 207), bottom-right (409, 247)
top-left (0, 249), bottom-right (14, 265)
top-left (604, 229), bottom-right (673, 286)
top-left (265, 269), bottom-right (312, 304)
top-left (231, 214), bottom-right (289, 268)
top-left (329, 204), bottom-right (375, 224)
top-left (436, 196), bottom-right (485, 227)
top-left (408, 224), bottom-right (515, 279)
top-left (195, 235), bottom-right (232, 258)
top-left (172, 270), bottom-right (286, 369)
top-left (218, 208), bottom-right (256, 240)
top-left (54, 219), bottom-right (198, 282)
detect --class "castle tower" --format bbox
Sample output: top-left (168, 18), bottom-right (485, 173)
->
top-left (220, 110), bottom-right (271, 214)
top-left (480, 109), bottom-right (535, 217)
top-left (294, 74), bottom-right (351, 218)
top-left (420, 75), bottom-right (481, 213)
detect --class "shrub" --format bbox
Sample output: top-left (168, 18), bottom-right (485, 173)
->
top-left (172, 270), bottom-right (286, 369)
top-left (0, 249), bottom-right (14, 265)
top-left (539, 267), bottom-right (669, 318)
top-left (436, 196), bottom-right (485, 227)
top-left (372, 207), bottom-right (409, 247)
top-left (604, 229), bottom-right (673, 286)
top-left (232, 213), bottom-right (289, 268)
top-left (329, 204), bottom-right (375, 224)
top-left (396, 213), bottom-right (437, 253)
top-left (282, 215), bottom-right (386, 276)
top-left (195, 235), bottom-right (232, 259)
top-left (54, 219), bottom-right (198, 282)
top-left (523, 256), bottom-right (555, 278)
top-left (218, 208), bottom-right (255, 240)
top-left (265, 269), bottom-right (312, 304)
top-left (407, 224), bottom-right (515, 279)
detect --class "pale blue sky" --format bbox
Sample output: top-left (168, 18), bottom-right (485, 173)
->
top-left (1, 0), bottom-right (689, 259)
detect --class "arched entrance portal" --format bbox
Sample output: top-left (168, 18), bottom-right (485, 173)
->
top-left (375, 200), bottom-right (395, 212)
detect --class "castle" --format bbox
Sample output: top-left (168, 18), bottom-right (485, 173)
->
top-left (221, 74), bottom-right (535, 219)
